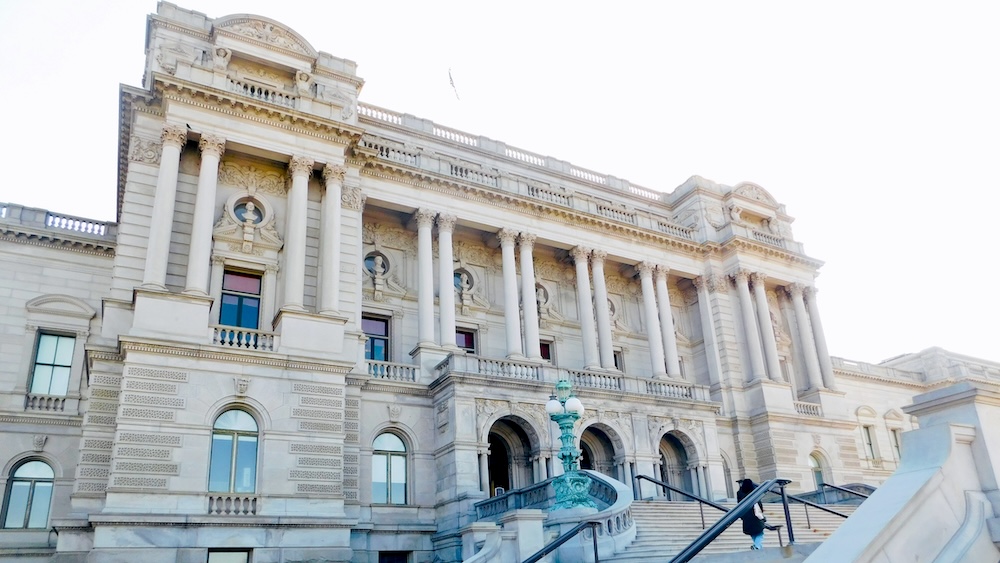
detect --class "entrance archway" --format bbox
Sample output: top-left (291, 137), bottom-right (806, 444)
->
top-left (659, 433), bottom-right (694, 500)
top-left (580, 425), bottom-right (617, 479)
top-left (487, 417), bottom-right (535, 496)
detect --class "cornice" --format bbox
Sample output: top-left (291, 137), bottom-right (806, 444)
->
top-left (119, 85), bottom-right (159, 223)
top-left (0, 228), bottom-right (116, 257)
top-left (716, 237), bottom-right (824, 269)
top-left (0, 414), bottom-right (83, 427)
top-left (154, 75), bottom-right (362, 147)
top-left (748, 411), bottom-right (858, 430)
top-left (148, 14), bottom-right (212, 43)
top-left (833, 369), bottom-right (929, 390)
top-left (118, 339), bottom-right (354, 374)
top-left (360, 380), bottom-right (432, 397)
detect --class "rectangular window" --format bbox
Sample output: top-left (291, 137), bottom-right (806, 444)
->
top-left (613, 350), bottom-right (625, 371)
top-left (456, 329), bottom-right (476, 353)
top-left (890, 428), bottom-right (902, 460)
top-left (207, 550), bottom-right (250, 563)
top-left (379, 553), bottom-right (410, 563)
top-left (863, 425), bottom-right (877, 459)
top-left (31, 334), bottom-right (75, 396)
top-left (539, 341), bottom-right (553, 361)
top-left (363, 315), bottom-right (390, 361)
top-left (220, 271), bottom-right (261, 329)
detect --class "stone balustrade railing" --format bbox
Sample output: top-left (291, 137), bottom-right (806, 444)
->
top-left (212, 326), bottom-right (277, 352)
top-left (752, 230), bottom-right (785, 248)
top-left (25, 393), bottom-right (67, 412)
top-left (794, 401), bottom-right (823, 417)
top-left (367, 360), bottom-right (417, 382)
top-left (208, 495), bottom-right (258, 515)
top-left (229, 77), bottom-right (296, 108)
top-left (569, 369), bottom-right (623, 391)
top-left (831, 356), bottom-right (924, 382)
top-left (0, 203), bottom-right (117, 243)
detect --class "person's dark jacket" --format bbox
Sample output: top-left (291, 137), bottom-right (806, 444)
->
top-left (736, 479), bottom-right (765, 536)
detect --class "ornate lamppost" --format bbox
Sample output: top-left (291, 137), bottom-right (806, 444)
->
top-left (545, 378), bottom-right (596, 510)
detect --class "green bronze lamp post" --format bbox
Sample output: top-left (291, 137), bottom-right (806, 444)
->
top-left (545, 378), bottom-right (596, 510)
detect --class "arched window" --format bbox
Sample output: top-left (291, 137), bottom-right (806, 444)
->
top-left (2, 460), bottom-right (54, 529)
top-left (372, 433), bottom-right (406, 505)
top-left (809, 453), bottom-right (825, 489)
top-left (209, 410), bottom-right (258, 493)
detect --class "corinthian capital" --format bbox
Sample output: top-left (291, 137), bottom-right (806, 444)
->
top-left (497, 228), bottom-right (518, 247)
top-left (436, 213), bottom-right (457, 232)
top-left (654, 265), bottom-right (670, 283)
top-left (709, 275), bottom-right (730, 293)
top-left (636, 261), bottom-right (656, 278)
top-left (198, 134), bottom-right (226, 157)
top-left (288, 156), bottom-right (315, 177)
top-left (323, 164), bottom-right (347, 184)
top-left (161, 123), bottom-right (187, 149)
top-left (414, 208), bottom-right (436, 229)
top-left (518, 232), bottom-right (536, 249)
top-left (732, 269), bottom-right (751, 284)
top-left (750, 272), bottom-right (767, 287)
top-left (804, 286), bottom-right (818, 299)
top-left (569, 246), bottom-right (591, 262)
top-left (590, 249), bottom-right (608, 264)
top-left (787, 282), bottom-right (805, 299)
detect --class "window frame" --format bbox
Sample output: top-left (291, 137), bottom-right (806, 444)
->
top-left (208, 409), bottom-right (259, 494)
top-left (455, 328), bottom-right (477, 354)
top-left (207, 549), bottom-right (252, 563)
top-left (1, 459), bottom-right (55, 530)
top-left (362, 314), bottom-right (391, 362)
top-left (29, 332), bottom-right (76, 396)
top-left (219, 270), bottom-right (263, 330)
top-left (862, 425), bottom-right (878, 460)
top-left (371, 432), bottom-right (408, 505)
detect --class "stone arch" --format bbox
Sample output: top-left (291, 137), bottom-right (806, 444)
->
top-left (213, 15), bottom-right (319, 58)
top-left (855, 405), bottom-right (878, 419)
top-left (486, 415), bottom-right (540, 495)
top-left (204, 395), bottom-right (272, 432)
top-left (2, 451), bottom-right (64, 480)
top-left (25, 294), bottom-right (96, 321)
top-left (579, 422), bottom-right (624, 480)
top-left (657, 429), bottom-right (700, 498)
top-left (368, 420), bottom-right (421, 453)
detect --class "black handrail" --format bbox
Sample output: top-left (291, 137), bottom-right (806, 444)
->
top-left (668, 478), bottom-right (790, 563)
top-left (522, 520), bottom-right (602, 563)
top-left (822, 483), bottom-right (870, 499)
top-left (635, 474), bottom-right (728, 528)
top-left (769, 491), bottom-right (849, 519)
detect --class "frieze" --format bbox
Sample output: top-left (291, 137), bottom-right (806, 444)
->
top-left (342, 186), bottom-right (364, 210)
top-left (128, 135), bottom-right (162, 164)
top-left (218, 161), bottom-right (286, 196)
top-left (218, 19), bottom-right (312, 55)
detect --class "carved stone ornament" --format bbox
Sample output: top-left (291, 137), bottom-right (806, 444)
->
top-left (288, 156), bottom-right (315, 178)
top-left (497, 228), bottom-right (518, 247)
top-left (32, 435), bottom-right (47, 452)
top-left (518, 232), bottom-right (536, 248)
top-left (341, 187), bottom-right (364, 211)
top-left (636, 261), bottom-right (655, 278)
top-left (198, 134), bottom-right (226, 158)
top-left (212, 47), bottom-right (232, 70)
top-left (218, 162), bottom-right (285, 196)
top-left (161, 123), bottom-right (188, 149)
top-left (388, 404), bottom-right (402, 422)
top-left (128, 136), bottom-right (162, 164)
top-left (218, 18), bottom-right (311, 55)
top-left (235, 377), bottom-right (250, 396)
top-left (569, 246), bottom-right (591, 262)
top-left (414, 208), bottom-right (437, 229)
top-left (437, 213), bottom-right (457, 232)
top-left (323, 164), bottom-right (347, 184)
top-left (709, 275), bottom-right (730, 293)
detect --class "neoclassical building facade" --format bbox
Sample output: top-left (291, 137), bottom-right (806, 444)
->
top-left (1, 4), bottom-right (998, 562)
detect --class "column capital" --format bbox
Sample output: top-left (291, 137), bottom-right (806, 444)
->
top-left (497, 228), bottom-right (518, 247)
top-left (288, 155), bottom-right (314, 177)
top-left (709, 275), bottom-right (730, 293)
top-left (341, 186), bottom-right (364, 211)
top-left (804, 285), bottom-right (818, 299)
top-left (787, 282), bottom-right (806, 298)
top-left (693, 276), bottom-right (707, 291)
top-left (322, 164), bottom-right (347, 184)
top-left (636, 261), bottom-right (656, 278)
top-left (518, 232), bottom-right (536, 248)
top-left (161, 123), bottom-right (187, 149)
top-left (750, 272), bottom-right (767, 286)
top-left (414, 208), bottom-right (436, 228)
top-left (591, 249), bottom-right (608, 264)
top-left (732, 269), bottom-right (752, 284)
top-left (437, 213), bottom-right (457, 232)
top-left (198, 134), bottom-right (226, 157)
top-left (569, 245), bottom-right (591, 262)
top-left (654, 265), bottom-right (670, 283)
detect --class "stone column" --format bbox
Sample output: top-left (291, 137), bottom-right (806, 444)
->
top-left (209, 256), bottom-right (226, 322)
top-left (571, 246), bottom-right (599, 369)
top-left (590, 250), bottom-right (615, 369)
top-left (638, 262), bottom-right (668, 378)
top-left (262, 265), bottom-right (279, 330)
top-left (479, 450), bottom-right (490, 494)
top-left (438, 214), bottom-right (457, 348)
top-left (415, 209), bottom-right (437, 346)
top-left (733, 269), bottom-right (766, 381)
top-left (184, 134), bottom-right (225, 295)
top-left (693, 276), bottom-right (724, 387)
top-left (142, 123), bottom-right (187, 289)
top-left (519, 233), bottom-right (542, 360)
top-left (498, 228), bottom-right (523, 357)
top-left (282, 156), bottom-right (313, 311)
top-left (751, 273), bottom-right (783, 382)
top-left (318, 164), bottom-right (345, 314)
top-left (789, 283), bottom-right (824, 391)
top-left (654, 267), bottom-right (682, 378)
top-left (805, 287), bottom-right (838, 391)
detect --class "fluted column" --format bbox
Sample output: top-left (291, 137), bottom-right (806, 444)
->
top-left (571, 246), bottom-right (600, 369)
top-left (184, 134), bottom-right (225, 295)
top-left (638, 262), bottom-right (668, 378)
top-left (519, 233), bottom-right (542, 360)
top-left (281, 156), bottom-right (312, 310)
top-left (319, 165), bottom-right (345, 314)
top-left (142, 123), bottom-right (187, 289)
top-left (789, 283), bottom-right (824, 391)
top-left (693, 276), bottom-right (724, 386)
top-left (654, 267), bottom-right (682, 377)
top-left (751, 273), bottom-right (783, 382)
top-left (804, 286), bottom-right (837, 390)
top-left (415, 209), bottom-right (436, 346)
top-left (733, 270), bottom-right (767, 381)
top-left (590, 250), bottom-right (615, 369)
top-left (498, 228), bottom-right (524, 357)
top-left (437, 214), bottom-right (457, 348)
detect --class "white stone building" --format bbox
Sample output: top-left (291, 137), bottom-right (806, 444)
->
top-left (1, 3), bottom-right (998, 562)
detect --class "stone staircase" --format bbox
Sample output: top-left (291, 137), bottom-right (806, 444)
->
top-left (605, 500), bottom-right (857, 562)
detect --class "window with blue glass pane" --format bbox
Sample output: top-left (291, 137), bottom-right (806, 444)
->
top-left (208, 410), bottom-right (258, 493)
top-left (2, 460), bottom-right (54, 529)
top-left (30, 334), bottom-right (74, 395)
top-left (220, 271), bottom-right (261, 329)
top-left (363, 315), bottom-right (389, 361)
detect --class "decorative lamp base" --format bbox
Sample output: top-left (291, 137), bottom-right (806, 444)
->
top-left (552, 471), bottom-right (597, 510)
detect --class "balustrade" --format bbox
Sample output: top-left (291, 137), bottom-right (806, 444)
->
top-left (213, 326), bottom-right (276, 352)
top-left (46, 213), bottom-right (108, 235)
top-left (360, 137), bottom-right (418, 166)
top-left (434, 125), bottom-right (478, 146)
top-left (645, 379), bottom-right (695, 399)
top-left (358, 103), bottom-right (403, 124)
top-left (571, 167), bottom-right (607, 185)
top-left (794, 401), bottom-right (823, 417)
top-left (752, 230), bottom-right (785, 248)
top-left (208, 495), bottom-right (258, 515)
top-left (657, 220), bottom-right (695, 240)
top-left (448, 163), bottom-right (498, 187)
top-left (597, 204), bottom-right (637, 224)
top-left (367, 360), bottom-right (416, 382)
top-left (505, 147), bottom-right (546, 166)
top-left (24, 393), bottom-right (66, 412)
top-left (526, 185), bottom-right (571, 207)
top-left (229, 77), bottom-right (296, 108)
top-left (570, 369), bottom-right (623, 391)
top-left (476, 357), bottom-right (540, 380)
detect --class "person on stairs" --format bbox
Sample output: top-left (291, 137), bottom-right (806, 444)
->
top-left (736, 479), bottom-right (767, 550)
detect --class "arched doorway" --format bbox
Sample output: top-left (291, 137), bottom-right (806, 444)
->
top-left (659, 433), bottom-right (694, 500)
top-left (809, 452), bottom-right (826, 490)
top-left (487, 417), bottom-right (535, 496)
top-left (580, 425), bottom-right (618, 480)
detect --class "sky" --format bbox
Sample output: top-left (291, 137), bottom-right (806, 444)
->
top-left (1, 1), bottom-right (997, 365)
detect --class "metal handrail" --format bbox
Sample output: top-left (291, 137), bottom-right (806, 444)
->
top-left (522, 520), bottom-right (601, 563)
top-left (822, 482), bottom-right (870, 499)
top-left (669, 478), bottom-right (790, 563)
top-left (634, 474), bottom-right (728, 528)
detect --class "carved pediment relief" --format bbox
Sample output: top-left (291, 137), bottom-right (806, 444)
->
top-left (733, 181), bottom-right (778, 206)
top-left (218, 161), bottom-right (286, 196)
top-left (213, 193), bottom-right (283, 257)
top-left (213, 15), bottom-right (317, 57)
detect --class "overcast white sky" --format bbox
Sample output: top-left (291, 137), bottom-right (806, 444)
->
top-left (1, 1), bottom-right (997, 365)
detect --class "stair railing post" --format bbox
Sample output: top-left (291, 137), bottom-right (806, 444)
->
top-left (804, 503), bottom-right (812, 529)
top-left (699, 503), bottom-right (705, 529)
top-left (592, 521), bottom-right (600, 563)
top-left (779, 482), bottom-right (795, 545)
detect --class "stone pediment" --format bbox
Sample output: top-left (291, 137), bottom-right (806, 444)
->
top-left (732, 181), bottom-right (778, 206)
top-left (26, 295), bottom-right (96, 320)
top-left (213, 15), bottom-right (317, 58)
